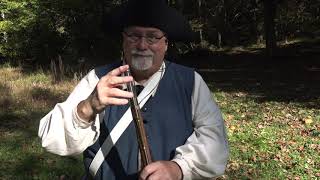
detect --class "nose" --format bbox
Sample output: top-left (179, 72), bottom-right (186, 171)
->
top-left (136, 37), bottom-right (148, 50)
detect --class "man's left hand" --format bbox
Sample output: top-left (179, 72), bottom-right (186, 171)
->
top-left (139, 161), bottom-right (183, 180)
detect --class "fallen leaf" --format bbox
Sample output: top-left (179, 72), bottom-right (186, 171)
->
top-left (227, 161), bottom-right (240, 170)
top-left (285, 113), bottom-right (293, 118)
top-left (226, 114), bottom-right (234, 121)
top-left (304, 117), bottom-right (313, 124)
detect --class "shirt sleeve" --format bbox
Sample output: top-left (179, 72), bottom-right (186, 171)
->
top-left (172, 72), bottom-right (229, 179)
top-left (38, 69), bottom-right (103, 156)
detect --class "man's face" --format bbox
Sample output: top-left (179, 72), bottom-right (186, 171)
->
top-left (122, 26), bottom-right (168, 77)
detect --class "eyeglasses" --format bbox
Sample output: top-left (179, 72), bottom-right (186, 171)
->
top-left (123, 31), bottom-right (166, 45)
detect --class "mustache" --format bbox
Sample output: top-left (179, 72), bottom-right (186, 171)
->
top-left (131, 50), bottom-right (154, 57)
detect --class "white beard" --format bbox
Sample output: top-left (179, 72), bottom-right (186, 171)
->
top-left (130, 50), bottom-right (154, 71)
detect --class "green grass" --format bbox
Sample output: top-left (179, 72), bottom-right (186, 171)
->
top-left (0, 64), bottom-right (319, 179)
top-left (215, 91), bottom-right (320, 179)
top-left (0, 65), bottom-right (83, 179)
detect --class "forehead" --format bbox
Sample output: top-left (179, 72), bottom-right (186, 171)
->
top-left (124, 26), bottom-right (164, 34)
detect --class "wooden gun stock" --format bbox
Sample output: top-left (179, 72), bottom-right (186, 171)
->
top-left (124, 69), bottom-right (152, 168)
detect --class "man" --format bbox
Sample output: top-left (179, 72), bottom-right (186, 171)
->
top-left (38, 0), bottom-right (229, 179)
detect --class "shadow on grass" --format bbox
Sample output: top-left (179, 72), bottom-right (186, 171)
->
top-left (0, 84), bottom-right (65, 132)
top-left (176, 39), bottom-right (320, 107)
top-left (12, 153), bottom-right (83, 179)
top-left (0, 142), bottom-right (83, 179)
top-left (30, 86), bottom-right (66, 104)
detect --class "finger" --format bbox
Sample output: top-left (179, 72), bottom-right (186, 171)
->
top-left (105, 97), bottom-right (130, 106)
top-left (145, 173), bottom-right (161, 180)
top-left (107, 88), bottom-right (134, 99)
top-left (107, 75), bottom-right (133, 86)
top-left (140, 163), bottom-right (158, 180)
top-left (109, 65), bottom-right (129, 76)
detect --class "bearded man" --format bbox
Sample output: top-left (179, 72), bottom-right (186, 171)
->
top-left (38, 0), bottom-right (229, 179)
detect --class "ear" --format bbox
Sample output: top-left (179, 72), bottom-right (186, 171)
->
top-left (165, 39), bottom-right (168, 51)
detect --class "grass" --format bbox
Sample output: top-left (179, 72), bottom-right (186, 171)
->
top-left (0, 65), bottom-right (83, 179)
top-left (0, 63), bottom-right (319, 179)
top-left (214, 90), bottom-right (320, 179)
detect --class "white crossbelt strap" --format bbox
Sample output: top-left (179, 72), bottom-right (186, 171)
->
top-left (89, 71), bottom-right (163, 176)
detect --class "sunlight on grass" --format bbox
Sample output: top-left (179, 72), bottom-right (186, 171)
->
top-left (213, 90), bottom-right (320, 179)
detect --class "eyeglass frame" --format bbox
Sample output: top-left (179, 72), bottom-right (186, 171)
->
top-left (123, 31), bottom-right (166, 45)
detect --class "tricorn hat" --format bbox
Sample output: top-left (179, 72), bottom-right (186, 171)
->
top-left (105, 0), bottom-right (197, 42)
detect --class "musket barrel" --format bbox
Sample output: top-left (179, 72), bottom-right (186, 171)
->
top-left (124, 69), bottom-right (152, 168)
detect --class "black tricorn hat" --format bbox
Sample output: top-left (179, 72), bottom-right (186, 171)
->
top-left (104, 0), bottom-right (197, 42)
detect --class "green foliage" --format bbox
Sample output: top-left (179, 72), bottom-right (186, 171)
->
top-left (0, 0), bottom-right (320, 64)
top-left (0, 0), bottom-right (121, 66)
top-left (0, 0), bottom-right (38, 58)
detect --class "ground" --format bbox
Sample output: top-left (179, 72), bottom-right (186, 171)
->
top-left (0, 39), bottom-right (319, 179)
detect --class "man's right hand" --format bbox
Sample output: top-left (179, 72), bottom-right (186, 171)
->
top-left (77, 65), bottom-right (134, 123)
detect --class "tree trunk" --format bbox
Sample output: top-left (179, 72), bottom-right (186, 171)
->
top-left (1, 12), bottom-right (8, 43)
top-left (218, 32), bottom-right (222, 49)
top-left (175, 0), bottom-right (184, 12)
top-left (197, 0), bottom-right (202, 43)
top-left (250, 0), bottom-right (260, 44)
top-left (216, 0), bottom-right (227, 48)
top-left (197, 0), bottom-right (202, 17)
top-left (263, 0), bottom-right (277, 56)
top-left (50, 55), bottom-right (64, 83)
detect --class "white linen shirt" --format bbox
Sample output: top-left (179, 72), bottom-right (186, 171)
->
top-left (38, 64), bottom-right (229, 179)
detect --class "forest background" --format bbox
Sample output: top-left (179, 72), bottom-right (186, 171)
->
top-left (1, 0), bottom-right (319, 68)
top-left (0, 0), bottom-right (320, 179)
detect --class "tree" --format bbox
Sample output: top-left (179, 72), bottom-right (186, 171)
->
top-left (1, 0), bottom-right (320, 66)
top-left (263, 0), bottom-right (277, 56)
top-left (0, 0), bottom-right (38, 60)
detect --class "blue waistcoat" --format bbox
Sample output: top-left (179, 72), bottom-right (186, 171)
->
top-left (83, 61), bottom-right (194, 180)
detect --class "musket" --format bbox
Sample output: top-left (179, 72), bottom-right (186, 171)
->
top-left (124, 69), bottom-right (152, 168)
